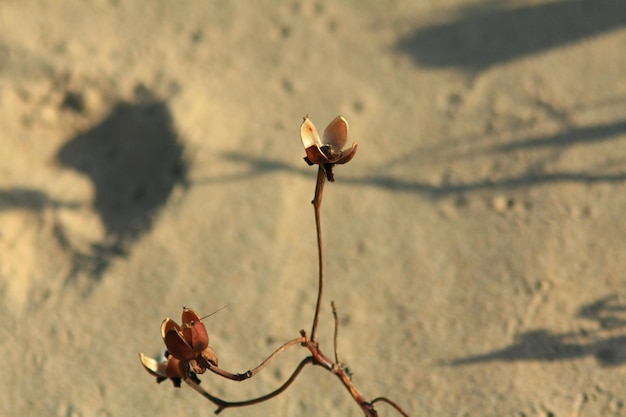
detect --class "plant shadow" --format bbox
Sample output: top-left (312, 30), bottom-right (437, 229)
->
top-left (0, 187), bottom-right (81, 212)
top-left (448, 295), bottom-right (626, 367)
top-left (396, 0), bottom-right (626, 71)
top-left (55, 87), bottom-right (189, 283)
top-left (210, 116), bottom-right (626, 198)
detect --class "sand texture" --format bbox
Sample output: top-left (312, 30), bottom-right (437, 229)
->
top-left (1, 1), bottom-right (626, 416)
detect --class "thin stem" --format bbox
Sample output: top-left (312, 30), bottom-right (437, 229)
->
top-left (207, 336), bottom-right (305, 381)
top-left (331, 301), bottom-right (339, 364)
top-left (185, 357), bottom-right (314, 414)
top-left (310, 165), bottom-right (326, 344)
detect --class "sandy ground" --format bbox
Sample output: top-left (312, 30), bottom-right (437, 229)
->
top-left (1, 1), bottom-right (626, 416)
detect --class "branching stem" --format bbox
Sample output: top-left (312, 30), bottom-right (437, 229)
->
top-left (152, 154), bottom-right (413, 417)
top-left (299, 329), bottom-right (377, 416)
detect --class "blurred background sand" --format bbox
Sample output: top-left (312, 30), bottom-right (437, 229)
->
top-left (1, 1), bottom-right (625, 416)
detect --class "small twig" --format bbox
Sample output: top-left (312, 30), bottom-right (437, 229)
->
top-left (310, 165), bottom-right (326, 344)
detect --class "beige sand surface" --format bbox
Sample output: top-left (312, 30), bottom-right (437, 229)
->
top-left (1, 1), bottom-right (625, 416)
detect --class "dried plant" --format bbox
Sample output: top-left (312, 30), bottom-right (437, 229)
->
top-left (140, 115), bottom-right (411, 416)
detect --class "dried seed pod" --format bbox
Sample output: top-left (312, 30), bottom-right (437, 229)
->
top-left (161, 307), bottom-right (219, 375)
top-left (301, 115), bottom-right (358, 181)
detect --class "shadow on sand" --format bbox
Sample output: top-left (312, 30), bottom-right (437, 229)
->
top-left (396, 0), bottom-right (626, 71)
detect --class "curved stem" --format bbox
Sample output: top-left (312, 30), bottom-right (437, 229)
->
top-left (371, 397), bottom-right (412, 417)
top-left (185, 357), bottom-right (314, 414)
top-left (310, 165), bottom-right (326, 344)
